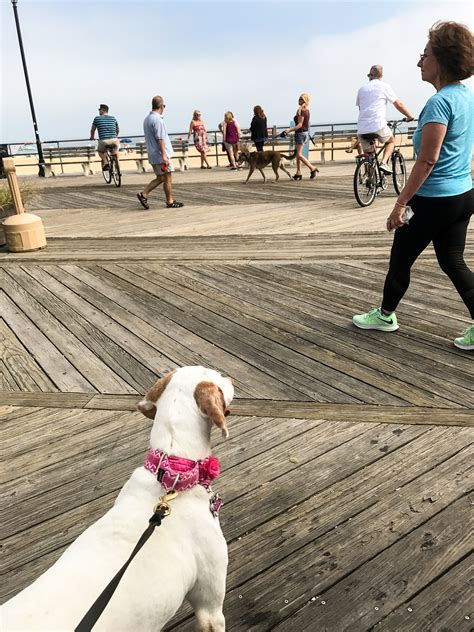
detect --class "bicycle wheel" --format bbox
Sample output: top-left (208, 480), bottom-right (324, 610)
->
top-left (102, 155), bottom-right (112, 184)
top-left (111, 155), bottom-right (121, 187)
top-left (354, 158), bottom-right (377, 207)
top-left (392, 151), bottom-right (406, 194)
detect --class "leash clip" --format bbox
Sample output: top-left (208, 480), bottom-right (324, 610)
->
top-left (154, 490), bottom-right (179, 516)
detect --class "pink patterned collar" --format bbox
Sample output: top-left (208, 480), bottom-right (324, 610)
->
top-left (144, 448), bottom-right (221, 492)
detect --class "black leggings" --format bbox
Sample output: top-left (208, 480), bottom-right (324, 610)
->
top-left (382, 189), bottom-right (474, 318)
top-left (254, 141), bottom-right (265, 151)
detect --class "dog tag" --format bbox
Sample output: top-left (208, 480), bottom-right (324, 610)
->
top-left (210, 492), bottom-right (223, 517)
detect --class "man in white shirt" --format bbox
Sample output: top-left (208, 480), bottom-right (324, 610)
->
top-left (356, 65), bottom-right (414, 173)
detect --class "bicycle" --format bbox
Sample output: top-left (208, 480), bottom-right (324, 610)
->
top-left (353, 120), bottom-right (407, 207)
top-left (102, 143), bottom-right (121, 187)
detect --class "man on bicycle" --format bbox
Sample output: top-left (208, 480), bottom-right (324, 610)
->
top-left (356, 65), bottom-right (414, 173)
top-left (90, 104), bottom-right (120, 172)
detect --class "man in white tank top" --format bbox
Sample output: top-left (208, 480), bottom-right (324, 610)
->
top-left (356, 65), bottom-right (414, 173)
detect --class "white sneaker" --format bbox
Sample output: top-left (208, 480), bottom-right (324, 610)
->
top-left (379, 162), bottom-right (392, 174)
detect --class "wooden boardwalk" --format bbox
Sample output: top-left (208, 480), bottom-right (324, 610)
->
top-left (1, 164), bottom-right (472, 631)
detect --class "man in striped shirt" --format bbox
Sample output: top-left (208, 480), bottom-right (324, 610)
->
top-left (90, 104), bottom-right (120, 172)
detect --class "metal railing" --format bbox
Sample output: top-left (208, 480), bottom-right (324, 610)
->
top-left (4, 121), bottom-right (417, 171)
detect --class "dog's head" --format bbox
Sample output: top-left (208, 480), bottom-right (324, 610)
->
top-left (237, 143), bottom-right (252, 165)
top-left (138, 366), bottom-right (234, 439)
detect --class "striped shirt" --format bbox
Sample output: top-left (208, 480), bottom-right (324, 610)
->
top-left (92, 114), bottom-right (118, 139)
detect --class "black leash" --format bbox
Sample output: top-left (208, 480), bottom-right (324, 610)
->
top-left (75, 492), bottom-right (177, 632)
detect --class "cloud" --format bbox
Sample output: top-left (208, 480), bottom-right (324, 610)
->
top-left (1, 1), bottom-right (472, 142)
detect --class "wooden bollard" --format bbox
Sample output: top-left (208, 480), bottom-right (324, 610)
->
top-left (1, 158), bottom-right (47, 252)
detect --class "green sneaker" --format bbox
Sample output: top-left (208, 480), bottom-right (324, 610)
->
top-left (453, 324), bottom-right (474, 350)
top-left (352, 307), bottom-right (399, 332)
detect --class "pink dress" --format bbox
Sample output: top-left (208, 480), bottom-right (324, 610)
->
top-left (192, 121), bottom-right (210, 154)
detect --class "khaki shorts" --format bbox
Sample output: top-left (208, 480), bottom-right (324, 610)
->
top-left (225, 142), bottom-right (238, 152)
top-left (152, 162), bottom-right (175, 176)
top-left (98, 138), bottom-right (119, 153)
top-left (358, 126), bottom-right (393, 152)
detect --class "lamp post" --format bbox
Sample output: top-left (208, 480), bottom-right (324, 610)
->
top-left (11, 0), bottom-right (45, 177)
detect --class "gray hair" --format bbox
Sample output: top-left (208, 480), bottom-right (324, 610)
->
top-left (370, 65), bottom-right (383, 79)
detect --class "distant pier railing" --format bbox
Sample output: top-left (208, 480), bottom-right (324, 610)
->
top-left (2, 121), bottom-right (417, 175)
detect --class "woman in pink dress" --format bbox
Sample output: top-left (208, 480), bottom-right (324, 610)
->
top-left (187, 110), bottom-right (211, 169)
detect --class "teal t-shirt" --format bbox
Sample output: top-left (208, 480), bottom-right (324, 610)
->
top-left (412, 83), bottom-right (473, 197)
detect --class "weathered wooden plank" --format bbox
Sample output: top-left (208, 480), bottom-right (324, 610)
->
top-left (1, 407), bottom-right (107, 445)
top-left (0, 361), bottom-right (20, 391)
top-left (0, 406), bottom-right (68, 432)
top-left (3, 269), bottom-right (141, 394)
top-left (1, 416), bottom-right (322, 538)
top-left (220, 260), bottom-right (469, 347)
top-left (36, 264), bottom-right (179, 384)
top-left (0, 291), bottom-right (94, 393)
top-left (96, 262), bottom-right (340, 402)
top-left (279, 261), bottom-right (468, 335)
top-left (167, 432), bottom-right (472, 630)
top-left (139, 262), bottom-right (470, 406)
top-left (59, 263), bottom-right (302, 400)
top-left (219, 423), bottom-right (425, 540)
top-left (230, 401), bottom-right (474, 426)
top-left (3, 408), bottom-right (129, 459)
top-left (1, 489), bottom-right (119, 588)
top-left (1, 419), bottom-right (366, 571)
top-left (1, 233), bottom-right (470, 262)
top-left (1, 415), bottom-right (277, 519)
top-left (0, 393), bottom-right (93, 414)
top-left (108, 262), bottom-right (385, 405)
top-left (1, 438), bottom-right (144, 540)
top-left (270, 492), bottom-right (472, 631)
top-left (220, 458), bottom-right (472, 631)
top-left (2, 409), bottom-right (132, 483)
top-left (373, 552), bottom-right (472, 631)
top-left (223, 428), bottom-right (472, 587)
top-left (183, 262), bottom-right (472, 391)
top-left (0, 319), bottom-right (57, 392)
top-left (43, 263), bottom-right (253, 398)
top-left (0, 405), bottom-right (19, 419)
top-left (1, 393), bottom-right (472, 426)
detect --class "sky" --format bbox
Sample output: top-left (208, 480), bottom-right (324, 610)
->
top-left (1, 0), bottom-right (472, 144)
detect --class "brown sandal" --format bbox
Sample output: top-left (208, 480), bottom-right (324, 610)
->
top-left (166, 200), bottom-right (184, 208)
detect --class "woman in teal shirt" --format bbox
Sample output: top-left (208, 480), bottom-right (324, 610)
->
top-left (353, 21), bottom-right (473, 350)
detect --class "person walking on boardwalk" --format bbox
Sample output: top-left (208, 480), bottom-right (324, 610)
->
top-left (356, 65), bottom-right (414, 173)
top-left (353, 21), bottom-right (474, 351)
top-left (222, 112), bottom-right (241, 170)
top-left (90, 104), bottom-right (121, 173)
top-left (284, 93), bottom-right (318, 180)
top-left (250, 105), bottom-right (268, 152)
top-left (187, 110), bottom-right (212, 169)
top-left (137, 95), bottom-right (184, 210)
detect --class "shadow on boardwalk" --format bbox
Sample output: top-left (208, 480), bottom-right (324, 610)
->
top-left (1, 163), bottom-right (472, 631)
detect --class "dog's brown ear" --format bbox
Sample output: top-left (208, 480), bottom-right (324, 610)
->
top-left (194, 381), bottom-right (229, 438)
top-left (137, 370), bottom-right (175, 420)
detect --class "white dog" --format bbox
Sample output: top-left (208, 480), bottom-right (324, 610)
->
top-left (2, 366), bottom-right (234, 631)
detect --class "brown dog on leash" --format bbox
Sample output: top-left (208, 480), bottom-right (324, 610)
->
top-left (238, 143), bottom-right (297, 183)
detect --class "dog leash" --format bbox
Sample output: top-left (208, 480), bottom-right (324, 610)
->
top-left (74, 491), bottom-right (178, 632)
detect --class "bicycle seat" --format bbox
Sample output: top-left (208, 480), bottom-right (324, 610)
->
top-left (360, 133), bottom-right (378, 142)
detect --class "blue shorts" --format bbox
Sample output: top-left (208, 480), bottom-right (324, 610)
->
top-left (295, 132), bottom-right (309, 146)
